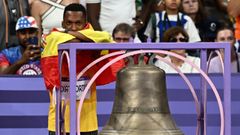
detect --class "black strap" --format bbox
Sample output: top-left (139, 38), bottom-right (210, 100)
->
top-left (235, 52), bottom-right (240, 72)
top-left (163, 12), bottom-right (182, 32)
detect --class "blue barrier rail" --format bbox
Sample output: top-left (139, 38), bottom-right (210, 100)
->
top-left (0, 74), bottom-right (239, 135)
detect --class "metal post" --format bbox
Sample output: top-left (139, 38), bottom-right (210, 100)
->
top-left (224, 43), bottom-right (231, 135)
top-left (69, 47), bottom-right (77, 135)
top-left (200, 49), bottom-right (207, 135)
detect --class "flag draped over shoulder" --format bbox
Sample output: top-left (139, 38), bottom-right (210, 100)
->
top-left (41, 23), bottom-right (125, 91)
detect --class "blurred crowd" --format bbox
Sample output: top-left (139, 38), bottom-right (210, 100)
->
top-left (0, 0), bottom-right (240, 75)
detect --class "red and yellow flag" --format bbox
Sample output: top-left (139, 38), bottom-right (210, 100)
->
top-left (41, 24), bottom-right (124, 91)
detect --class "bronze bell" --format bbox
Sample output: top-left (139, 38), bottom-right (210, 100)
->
top-left (99, 55), bottom-right (184, 135)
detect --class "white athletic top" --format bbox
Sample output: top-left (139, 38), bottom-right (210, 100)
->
top-left (86, 0), bottom-right (136, 34)
top-left (41, 0), bottom-right (65, 34)
top-left (154, 54), bottom-right (201, 73)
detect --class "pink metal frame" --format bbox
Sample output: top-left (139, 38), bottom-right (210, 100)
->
top-left (57, 42), bottom-right (231, 135)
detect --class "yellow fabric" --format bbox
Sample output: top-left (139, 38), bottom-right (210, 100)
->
top-left (41, 29), bottom-right (114, 58)
top-left (44, 27), bottom-right (114, 132)
top-left (48, 82), bottom-right (98, 132)
top-left (80, 29), bottom-right (114, 43)
top-left (41, 32), bottom-right (75, 57)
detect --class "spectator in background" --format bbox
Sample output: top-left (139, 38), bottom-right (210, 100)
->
top-left (0, 16), bottom-right (41, 75)
top-left (30, 0), bottom-right (80, 46)
top-left (155, 0), bottom-right (201, 43)
top-left (112, 23), bottom-right (135, 43)
top-left (208, 24), bottom-right (240, 73)
top-left (135, 0), bottom-right (162, 42)
top-left (112, 23), bottom-right (148, 64)
top-left (86, 0), bottom-right (154, 42)
top-left (228, 0), bottom-right (240, 52)
top-left (180, 0), bottom-right (221, 42)
top-left (86, 0), bottom-right (136, 32)
top-left (179, 0), bottom-right (227, 57)
top-left (204, 0), bottom-right (228, 17)
top-left (143, 0), bottom-right (166, 42)
top-left (203, 0), bottom-right (231, 32)
top-left (154, 26), bottom-right (200, 73)
top-left (0, 0), bottom-right (30, 51)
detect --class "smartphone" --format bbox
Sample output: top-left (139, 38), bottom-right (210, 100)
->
top-left (28, 37), bottom-right (38, 45)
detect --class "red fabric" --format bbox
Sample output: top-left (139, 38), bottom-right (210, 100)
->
top-left (0, 54), bottom-right (9, 67)
top-left (96, 54), bottom-right (125, 85)
top-left (235, 16), bottom-right (240, 40)
top-left (41, 56), bottom-right (60, 90)
top-left (41, 50), bottom-right (125, 91)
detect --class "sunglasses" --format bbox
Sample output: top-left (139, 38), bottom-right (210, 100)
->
top-left (169, 37), bottom-right (188, 42)
top-left (114, 37), bottom-right (130, 42)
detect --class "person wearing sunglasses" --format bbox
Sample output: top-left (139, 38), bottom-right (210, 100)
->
top-left (112, 23), bottom-right (136, 43)
top-left (112, 23), bottom-right (147, 64)
top-left (154, 26), bottom-right (200, 73)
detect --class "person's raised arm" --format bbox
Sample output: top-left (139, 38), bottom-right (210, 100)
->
top-left (30, 1), bottom-right (43, 46)
top-left (66, 31), bottom-right (94, 42)
top-left (228, 0), bottom-right (240, 17)
top-left (133, 0), bottom-right (156, 31)
top-left (86, 2), bottom-right (102, 31)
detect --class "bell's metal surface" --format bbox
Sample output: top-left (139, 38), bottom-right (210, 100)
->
top-left (99, 63), bottom-right (184, 135)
